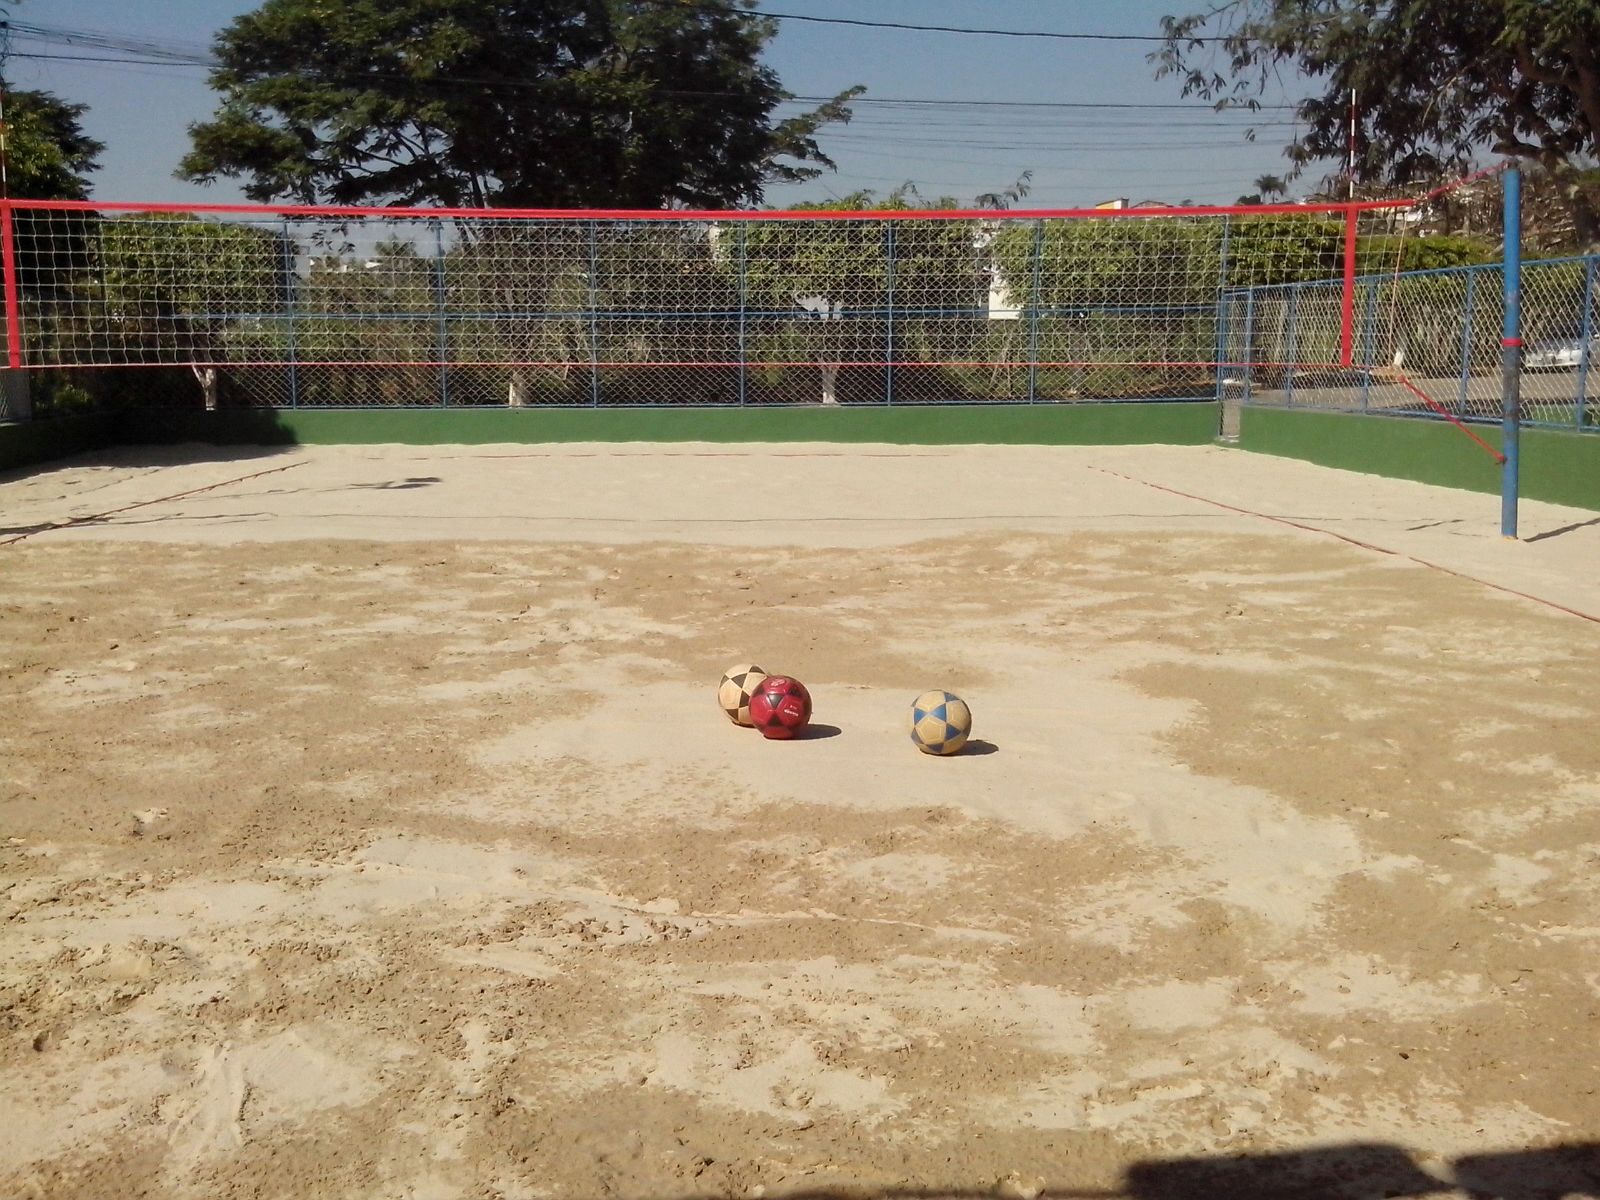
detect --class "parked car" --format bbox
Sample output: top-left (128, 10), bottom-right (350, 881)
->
top-left (1524, 332), bottom-right (1600, 370)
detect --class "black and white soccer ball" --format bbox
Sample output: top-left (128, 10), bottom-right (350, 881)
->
top-left (717, 663), bottom-right (768, 727)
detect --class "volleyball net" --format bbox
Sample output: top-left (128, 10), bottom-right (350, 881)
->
top-left (0, 186), bottom-right (1556, 422)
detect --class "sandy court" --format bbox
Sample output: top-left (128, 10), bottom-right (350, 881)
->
top-left (1, 440), bottom-right (1598, 1199)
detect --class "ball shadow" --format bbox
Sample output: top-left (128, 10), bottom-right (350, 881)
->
top-left (796, 723), bottom-right (843, 740)
top-left (958, 739), bottom-right (999, 756)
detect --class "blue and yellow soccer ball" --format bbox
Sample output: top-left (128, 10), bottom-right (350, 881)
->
top-left (909, 690), bottom-right (972, 756)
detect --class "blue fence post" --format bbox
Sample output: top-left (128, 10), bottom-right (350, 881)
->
top-left (737, 222), bottom-right (748, 406)
top-left (280, 219), bottom-right (299, 408)
top-left (1501, 164), bottom-right (1523, 539)
top-left (884, 223), bottom-right (895, 406)
top-left (1285, 286), bottom-right (1299, 407)
top-left (1360, 281), bottom-right (1377, 413)
top-left (1026, 219), bottom-right (1044, 403)
top-left (586, 219), bottom-right (601, 407)
top-left (1214, 216), bottom-right (1233, 410)
top-left (431, 219), bottom-right (449, 408)
top-left (1458, 270), bottom-right (1477, 415)
top-left (1577, 255), bottom-right (1595, 429)
top-left (1242, 288), bottom-right (1255, 403)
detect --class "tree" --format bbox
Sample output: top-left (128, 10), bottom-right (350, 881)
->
top-left (1, 86), bottom-right (102, 292)
top-left (0, 84), bottom-right (105, 410)
top-left (1154, 1), bottom-right (1600, 235)
top-left (992, 217), bottom-right (1227, 398)
top-left (739, 189), bottom-right (990, 404)
top-left (975, 171), bottom-right (1034, 212)
top-left (1253, 174), bottom-right (1287, 201)
top-left (55, 214), bottom-right (290, 408)
top-left (1, 86), bottom-right (104, 199)
top-left (179, 0), bottom-right (861, 209)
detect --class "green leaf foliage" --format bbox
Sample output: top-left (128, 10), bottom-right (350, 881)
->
top-left (0, 85), bottom-right (106, 317)
top-left (34, 215), bottom-right (292, 367)
top-left (179, 0), bottom-right (860, 208)
top-left (0, 86), bottom-right (103, 200)
top-left (1154, 2), bottom-right (1600, 187)
top-left (733, 192), bottom-right (991, 400)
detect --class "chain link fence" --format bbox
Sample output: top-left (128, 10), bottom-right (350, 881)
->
top-left (12, 197), bottom-right (1591, 431)
top-left (1228, 254), bottom-right (1600, 432)
top-left (5, 201), bottom-right (1420, 412)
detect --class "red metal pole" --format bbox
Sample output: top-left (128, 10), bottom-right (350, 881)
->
top-left (1339, 205), bottom-right (1359, 367)
top-left (0, 202), bottom-right (21, 370)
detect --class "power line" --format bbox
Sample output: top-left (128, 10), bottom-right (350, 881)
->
top-left (6, 15), bottom-right (1302, 187)
top-left (9, 51), bottom-right (210, 66)
top-left (9, 7), bottom-right (1203, 53)
top-left (815, 113), bottom-right (1301, 131)
top-left (763, 10), bottom-right (1164, 42)
top-left (9, 10), bottom-right (1179, 58)
top-left (659, 1), bottom-right (1183, 43)
top-left (5, 15), bottom-right (1297, 205)
top-left (817, 143), bottom-right (1261, 172)
top-left (6, 20), bottom-right (1303, 112)
top-left (785, 96), bottom-right (1297, 111)
top-left (8, 62), bottom-right (1290, 159)
top-left (9, 51), bottom-right (1297, 123)
top-left (3, 19), bottom-right (210, 61)
top-left (826, 135), bottom-right (1277, 153)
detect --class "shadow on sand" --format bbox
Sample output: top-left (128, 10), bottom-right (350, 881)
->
top-left (654, 1141), bottom-right (1598, 1200)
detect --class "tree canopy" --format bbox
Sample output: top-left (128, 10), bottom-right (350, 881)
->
top-left (1154, 1), bottom-right (1600, 188)
top-left (2, 85), bottom-right (103, 199)
top-left (179, 0), bottom-right (860, 209)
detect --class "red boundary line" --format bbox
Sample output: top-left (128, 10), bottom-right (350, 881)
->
top-left (1091, 466), bottom-right (1600, 626)
top-left (1391, 374), bottom-right (1506, 463)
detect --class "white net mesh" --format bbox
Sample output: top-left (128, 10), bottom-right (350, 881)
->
top-left (2, 193), bottom-right (1591, 429)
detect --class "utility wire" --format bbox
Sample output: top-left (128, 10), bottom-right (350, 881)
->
top-left (788, 96), bottom-right (1297, 111)
top-left (8, 51), bottom-right (1297, 121)
top-left (9, 8), bottom-right (1202, 49)
top-left (6, 19), bottom-right (1303, 112)
top-left (9, 51), bottom-right (212, 66)
top-left (4, 16), bottom-right (1299, 174)
top-left (14, 55), bottom-right (1288, 121)
top-left (646, 1), bottom-right (1183, 43)
top-left (3, 15), bottom-right (1298, 202)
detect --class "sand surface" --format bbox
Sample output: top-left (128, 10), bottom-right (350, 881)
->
top-left (2, 442), bottom-right (1597, 1199)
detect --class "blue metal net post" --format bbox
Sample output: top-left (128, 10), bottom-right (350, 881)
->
top-left (1501, 164), bottom-right (1522, 539)
top-left (1577, 256), bottom-right (1595, 429)
top-left (1025, 219), bottom-right (1044, 404)
top-left (432, 220), bottom-right (449, 408)
top-left (280, 219), bottom-right (300, 408)
top-left (884, 224), bottom-right (896, 406)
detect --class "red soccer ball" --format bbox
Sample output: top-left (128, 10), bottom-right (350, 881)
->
top-left (747, 675), bottom-right (812, 740)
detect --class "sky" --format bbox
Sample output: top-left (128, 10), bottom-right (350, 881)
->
top-left (4, 0), bottom-right (1316, 209)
